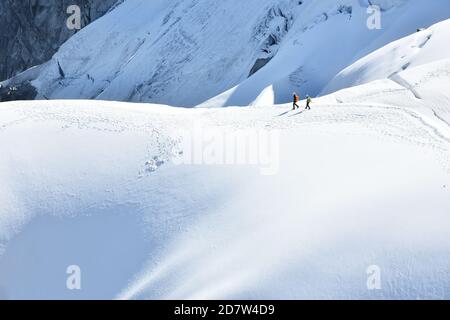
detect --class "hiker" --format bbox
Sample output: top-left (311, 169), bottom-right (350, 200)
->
top-left (292, 92), bottom-right (300, 110)
top-left (306, 95), bottom-right (312, 110)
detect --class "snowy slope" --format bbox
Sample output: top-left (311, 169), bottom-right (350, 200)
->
top-left (3, 0), bottom-right (450, 107)
top-left (1, 0), bottom-right (450, 301)
top-left (199, 0), bottom-right (450, 108)
top-left (326, 58), bottom-right (450, 126)
top-left (322, 19), bottom-right (450, 95)
top-left (1, 56), bottom-right (450, 299)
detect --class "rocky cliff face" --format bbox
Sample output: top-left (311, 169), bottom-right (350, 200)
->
top-left (0, 0), bottom-right (117, 81)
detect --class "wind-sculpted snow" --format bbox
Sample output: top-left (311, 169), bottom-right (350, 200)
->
top-left (1, 58), bottom-right (450, 299)
top-left (3, 0), bottom-right (450, 106)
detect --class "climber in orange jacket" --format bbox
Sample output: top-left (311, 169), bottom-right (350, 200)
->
top-left (292, 92), bottom-right (300, 110)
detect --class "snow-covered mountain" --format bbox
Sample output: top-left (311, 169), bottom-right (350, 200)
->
top-left (2, 0), bottom-right (450, 106)
top-left (1, 0), bottom-right (450, 300)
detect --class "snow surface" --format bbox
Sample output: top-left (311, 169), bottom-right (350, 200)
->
top-left (1, 55), bottom-right (450, 299)
top-left (4, 0), bottom-right (450, 107)
top-left (2, 0), bottom-right (450, 300)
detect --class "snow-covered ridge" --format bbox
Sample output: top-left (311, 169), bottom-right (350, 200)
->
top-left (3, 0), bottom-right (450, 107)
top-left (322, 19), bottom-right (450, 95)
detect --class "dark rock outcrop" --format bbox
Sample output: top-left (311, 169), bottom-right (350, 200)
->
top-left (0, 81), bottom-right (37, 102)
top-left (0, 0), bottom-right (117, 81)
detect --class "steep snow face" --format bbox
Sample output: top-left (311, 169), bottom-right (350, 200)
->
top-left (322, 19), bottom-right (450, 95)
top-left (30, 0), bottom-right (293, 106)
top-left (1, 58), bottom-right (450, 299)
top-left (6, 0), bottom-right (450, 106)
